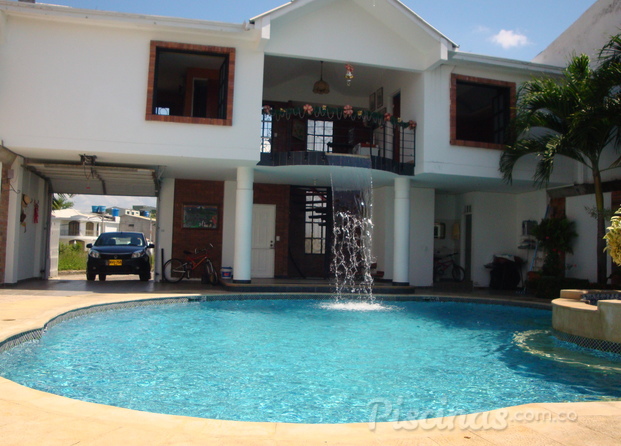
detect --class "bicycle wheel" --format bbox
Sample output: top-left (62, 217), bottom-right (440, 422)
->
top-left (163, 258), bottom-right (187, 283)
top-left (452, 265), bottom-right (466, 282)
top-left (205, 260), bottom-right (219, 286)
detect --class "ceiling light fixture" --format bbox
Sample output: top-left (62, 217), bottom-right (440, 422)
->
top-left (312, 61), bottom-right (330, 95)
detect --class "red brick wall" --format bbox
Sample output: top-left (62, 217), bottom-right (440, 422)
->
top-left (172, 180), bottom-right (291, 279)
top-left (172, 179), bottom-right (224, 278)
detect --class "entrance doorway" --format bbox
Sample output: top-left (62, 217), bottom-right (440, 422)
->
top-left (251, 204), bottom-right (276, 278)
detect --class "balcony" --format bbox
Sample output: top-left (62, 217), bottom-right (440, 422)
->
top-left (258, 105), bottom-right (416, 176)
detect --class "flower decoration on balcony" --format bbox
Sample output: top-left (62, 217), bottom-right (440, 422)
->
top-left (345, 63), bottom-right (354, 87)
top-left (605, 207), bottom-right (621, 266)
top-left (263, 104), bottom-right (418, 129)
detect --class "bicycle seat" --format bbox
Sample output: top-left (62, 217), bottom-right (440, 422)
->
top-left (183, 250), bottom-right (193, 255)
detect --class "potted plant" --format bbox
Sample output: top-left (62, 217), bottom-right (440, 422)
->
top-left (604, 208), bottom-right (621, 266)
top-left (532, 216), bottom-right (577, 277)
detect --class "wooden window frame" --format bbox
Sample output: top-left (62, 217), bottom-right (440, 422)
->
top-left (450, 74), bottom-right (515, 150)
top-left (145, 41), bottom-right (235, 126)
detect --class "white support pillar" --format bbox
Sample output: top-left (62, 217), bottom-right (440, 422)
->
top-left (393, 177), bottom-right (411, 285)
top-left (233, 166), bottom-right (254, 283)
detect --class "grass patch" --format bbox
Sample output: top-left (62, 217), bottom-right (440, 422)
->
top-left (59, 243), bottom-right (87, 271)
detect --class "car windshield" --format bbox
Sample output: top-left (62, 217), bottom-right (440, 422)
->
top-left (94, 234), bottom-right (144, 247)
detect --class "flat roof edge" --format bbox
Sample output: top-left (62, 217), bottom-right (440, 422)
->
top-left (0, 0), bottom-right (249, 34)
top-left (448, 51), bottom-right (564, 74)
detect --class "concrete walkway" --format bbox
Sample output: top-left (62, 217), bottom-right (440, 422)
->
top-left (1, 277), bottom-right (620, 445)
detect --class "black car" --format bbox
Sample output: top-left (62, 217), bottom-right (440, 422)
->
top-left (86, 232), bottom-right (154, 281)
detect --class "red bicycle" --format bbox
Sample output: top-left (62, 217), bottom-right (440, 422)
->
top-left (163, 245), bottom-right (218, 285)
top-left (433, 252), bottom-right (465, 282)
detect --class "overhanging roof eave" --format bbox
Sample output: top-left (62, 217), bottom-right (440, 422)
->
top-left (448, 51), bottom-right (564, 75)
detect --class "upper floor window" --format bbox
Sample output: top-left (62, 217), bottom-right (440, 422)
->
top-left (146, 41), bottom-right (235, 126)
top-left (68, 221), bottom-right (79, 236)
top-left (451, 74), bottom-right (515, 149)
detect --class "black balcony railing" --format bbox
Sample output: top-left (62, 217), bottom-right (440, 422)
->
top-left (259, 107), bottom-right (416, 175)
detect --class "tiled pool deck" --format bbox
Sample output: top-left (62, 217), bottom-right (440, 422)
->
top-left (1, 276), bottom-right (620, 445)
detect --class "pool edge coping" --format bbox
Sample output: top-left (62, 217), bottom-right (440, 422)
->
top-left (2, 291), bottom-right (621, 446)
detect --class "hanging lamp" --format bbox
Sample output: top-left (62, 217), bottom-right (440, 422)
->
top-left (312, 61), bottom-right (330, 95)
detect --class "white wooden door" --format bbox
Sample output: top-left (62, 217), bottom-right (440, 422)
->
top-left (251, 204), bottom-right (276, 278)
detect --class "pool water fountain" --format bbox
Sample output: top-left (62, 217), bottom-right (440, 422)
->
top-left (329, 158), bottom-right (375, 303)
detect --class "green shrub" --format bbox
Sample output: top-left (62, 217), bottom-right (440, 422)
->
top-left (526, 275), bottom-right (590, 299)
top-left (58, 243), bottom-right (87, 271)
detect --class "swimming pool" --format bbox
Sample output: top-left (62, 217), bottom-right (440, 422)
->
top-left (0, 297), bottom-right (619, 424)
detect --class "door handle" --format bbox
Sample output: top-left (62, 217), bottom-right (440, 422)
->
top-left (270, 240), bottom-right (274, 249)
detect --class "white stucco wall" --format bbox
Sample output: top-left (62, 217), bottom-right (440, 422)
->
top-left (565, 192), bottom-right (612, 283)
top-left (0, 13), bottom-right (264, 164)
top-left (49, 218), bottom-right (60, 278)
top-left (514, 190), bottom-right (548, 271)
top-left (262, 0), bottom-right (440, 73)
top-left (409, 187), bottom-right (435, 286)
top-left (371, 185), bottom-right (393, 279)
top-left (4, 159), bottom-right (49, 283)
top-left (417, 64), bottom-right (577, 186)
top-left (463, 192), bottom-right (520, 287)
top-left (155, 178), bottom-right (175, 281)
top-left (434, 194), bottom-right (460, 257)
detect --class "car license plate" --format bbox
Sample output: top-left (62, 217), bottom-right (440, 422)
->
top-left (108, 259), bottom-right (122, 266)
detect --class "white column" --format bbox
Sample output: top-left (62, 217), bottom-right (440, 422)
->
top-left (233, 166), bottom-right (254, 283)
top-left (393, 177), bottom-right (410, 285)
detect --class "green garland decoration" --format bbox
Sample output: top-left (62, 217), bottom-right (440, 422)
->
top-left (262, 104), bottom-right (417, 130)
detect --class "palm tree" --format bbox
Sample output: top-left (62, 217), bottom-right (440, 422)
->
top-left (598, 33), bottom-right (621, 146)
top-left (500, 38), bottom-right (621, 285)
top-left (52, 193), bottom-right (75, 210)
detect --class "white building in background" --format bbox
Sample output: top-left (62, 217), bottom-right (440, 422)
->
top-left (0, 0), bottom-right (619, 286)
top-left (533, 0), bottom-right (621, 66)
top-left (118, 214), bottom-right (157, 245)
top-left (49, 209), bottom-right (119, 277)
top-left (52, 209), bottom-right (119, 248)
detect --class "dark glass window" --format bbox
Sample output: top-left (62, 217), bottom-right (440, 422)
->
top-left (305, 190), bottom-right (327, 254)
top-left (146, 41), bottom-right (234, 126)
top-left (455, 79), bottom-right (512, 145)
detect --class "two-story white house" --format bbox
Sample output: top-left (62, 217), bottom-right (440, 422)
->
top-left (52, 208), bottom-right (119, 248)
top-left (0, 0), bottom-right (617, 286)
top-left (48, 208), bottom-right (119, 277)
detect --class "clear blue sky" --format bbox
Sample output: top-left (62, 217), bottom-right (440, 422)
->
top-left (25, 0), bottom-right (597, 61)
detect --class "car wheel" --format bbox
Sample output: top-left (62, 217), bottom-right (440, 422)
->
top-left (99, 274), bottom-right (107, 281)
top-left (86, 272), bottom-right (96, 281)
top-left (139, 271), bottom-right (151, 282)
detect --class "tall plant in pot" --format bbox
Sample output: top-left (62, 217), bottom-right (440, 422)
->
top-left (532, 217), bottom-right (577, 276)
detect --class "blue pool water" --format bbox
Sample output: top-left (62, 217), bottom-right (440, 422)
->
top-left (0, 299), bottom-right (620, 424)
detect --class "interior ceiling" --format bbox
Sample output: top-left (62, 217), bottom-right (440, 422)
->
top-left (263, 56), bottom-right (389, 98)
